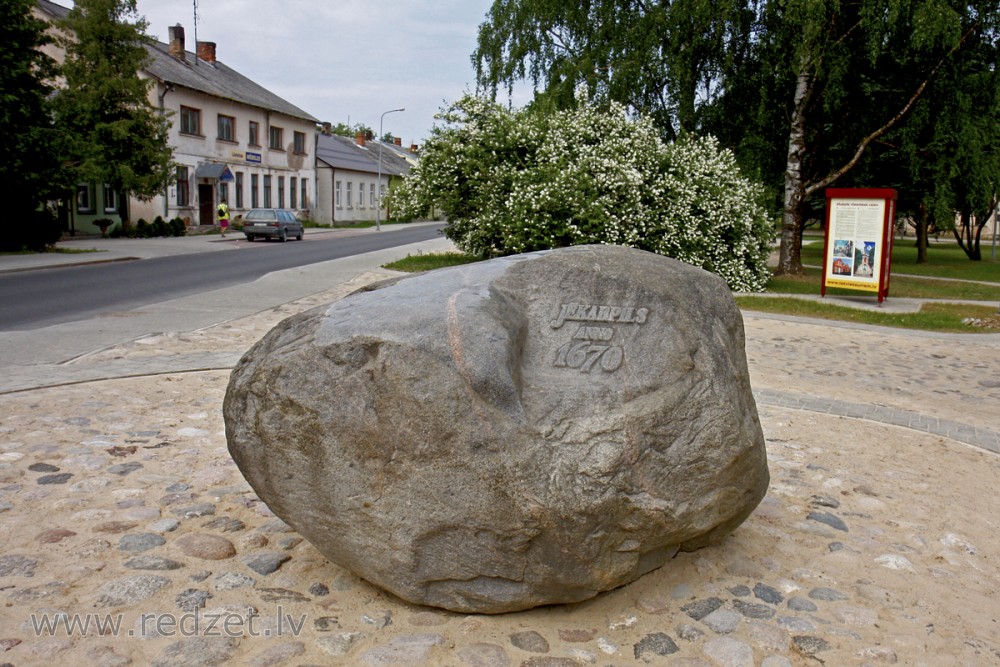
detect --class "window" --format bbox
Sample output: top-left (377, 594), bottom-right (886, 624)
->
top-left (301, 178), bottom-right (308, 209)
top-left (102, 184), bottom-right (118, 213)
top-left (218, 183), bottom-right (229, 207)
top-left (357, 182), bottom-right (364, 209)
top-left (217, 114), bottom-right (235, 142)
top-left (269, 126), bottom-right (283, 150)
top-left (290, 177), bottom-right (297, 209)
top-left (249, 121), bottom-right (259, 146)
top-left (277, 176), bottom-right (285, 208)
top-left (370, 183), bottom-right (376, 208)
top-left (263, 175), bottom-right (272, 207)
top-left (235, 172), bottom-right (244, 209)
top-left (76, 183), bottom-right (93, 212)
top-left (293, 131), bottom-right (306, 155)
top-left (180, 106), bottom-right (201, 135)
top-left (335, 180), bottom-right (342, 208)
top-left (250, 174), bottom-right (259, 208)
top-left (176, 167), bottom-right (189, 206)
top-left (346, 181), bottom-right (352, 208)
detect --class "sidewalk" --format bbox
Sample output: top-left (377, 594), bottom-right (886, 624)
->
top-left (0, 236), bottom-right (998, 665)
top-left (0, 223), bottom-right (380, 274)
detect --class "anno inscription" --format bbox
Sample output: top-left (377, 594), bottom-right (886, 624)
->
top-left (549, 302), bottom-right (650, 373)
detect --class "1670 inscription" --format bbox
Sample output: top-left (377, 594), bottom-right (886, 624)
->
top-left (549, 302), bottom-right (650, 373)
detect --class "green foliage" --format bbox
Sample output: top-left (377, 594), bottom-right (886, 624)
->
top-left (109, 215), bottom-right (184, 238)
top-left (326, 122), bottom-right (374, 140)
top-left (0, 0), bottom-right (69, 251)
top-left (53, 0), bottom-right (174, 204)
top-left (391, 95), bottom-right (774, 292)
top-left (475, 0), bottom-right (999, 272)
top-left (6, 210), bottom-right (63, 252)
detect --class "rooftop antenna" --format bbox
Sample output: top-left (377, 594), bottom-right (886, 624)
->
top-left (192, 0), bottom-right (198, 65)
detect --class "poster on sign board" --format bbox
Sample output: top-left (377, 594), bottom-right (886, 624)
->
top-left (822, 189), bottom-right (897, 303)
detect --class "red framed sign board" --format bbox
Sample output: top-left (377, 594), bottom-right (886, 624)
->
top-left (821, 188), bottom-right (898, 304)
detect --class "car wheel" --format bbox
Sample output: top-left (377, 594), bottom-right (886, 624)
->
top-left (279, 229), bottom-right (287, 242)
top-left (246, 235), bottom-right (254, 242)
top-left (296, 230), bottom-right (303, 241)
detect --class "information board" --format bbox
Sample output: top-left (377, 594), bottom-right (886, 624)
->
top-left (822, 188), bottom-right (897, 304)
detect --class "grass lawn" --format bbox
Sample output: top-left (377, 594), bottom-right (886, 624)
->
top-left (800, 239), bottom-right (1000, 282)
top-left (383, 252), bottom-right (481, 272)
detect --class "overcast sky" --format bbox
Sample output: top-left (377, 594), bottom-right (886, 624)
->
top-left (127, 0), bottom-right (521, 145)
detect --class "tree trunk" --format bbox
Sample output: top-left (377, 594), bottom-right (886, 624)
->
top-left (776, 66), bottom-right (813, 276)
top-left (915, 205), bottom-right (928, 263)
top-left (954, 212), bottom-right (983, 260)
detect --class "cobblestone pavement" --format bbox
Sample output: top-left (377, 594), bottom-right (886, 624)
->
top-left (1, 270), bottom-right (999, 666)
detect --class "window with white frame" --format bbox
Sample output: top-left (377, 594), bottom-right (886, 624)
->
top-left (357, 182), bottom-right (364, 208)
top-left (77, 183), bottom-right (93, 212)
top-left (370, 183), bottom-right (376, 208)
top-left (335, 180), bottom-right (342, 208)
top-left (103, 184), bottom-right (117, 213)
top-left (346, 181), bottom-right (352, 208)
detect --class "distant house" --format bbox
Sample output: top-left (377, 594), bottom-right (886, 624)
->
top-left (314, 130), bottom-right (414, 225)
top-left (34, 1), bottom-right (319, 234)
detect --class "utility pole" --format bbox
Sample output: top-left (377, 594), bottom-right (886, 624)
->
top-left (376, 108), bottom-right (404, 231)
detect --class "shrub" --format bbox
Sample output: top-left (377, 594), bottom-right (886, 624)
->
top-left (168, 217), bottom-right (186, 236)
top-left (1, 209), bottom-right (62, 252)
top-left (390, 95), bottom-right (774, 292)
top-left (135, 219), bottom-right (151, 238)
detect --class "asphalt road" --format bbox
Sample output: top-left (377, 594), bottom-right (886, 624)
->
top-left (0, 223), bottom-right (446, 330)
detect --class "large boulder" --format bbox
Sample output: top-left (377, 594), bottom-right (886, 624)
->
top-left (224, 244), bottom-right (769, 613)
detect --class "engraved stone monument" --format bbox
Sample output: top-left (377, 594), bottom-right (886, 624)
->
top-left (224, 244), bottom-right (769, 613)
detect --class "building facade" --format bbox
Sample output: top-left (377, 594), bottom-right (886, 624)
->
top-left (314, 131), bottom-right (413, 225)
top-left (34, 2), bottom-right (318, 234)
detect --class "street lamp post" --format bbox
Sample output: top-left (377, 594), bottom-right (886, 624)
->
top-left (376, 108), bottom-right (404, 231)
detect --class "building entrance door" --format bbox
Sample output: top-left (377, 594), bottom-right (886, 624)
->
top-left (198, 184), bottom-right (215, 226)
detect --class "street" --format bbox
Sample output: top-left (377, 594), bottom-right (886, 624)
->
top-left (0, 223), bottom-right (446, 330)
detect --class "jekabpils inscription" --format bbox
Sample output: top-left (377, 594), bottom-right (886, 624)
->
top-left (550, 303), bottom-right (650, 373)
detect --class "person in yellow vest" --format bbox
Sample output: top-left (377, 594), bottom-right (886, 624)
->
top-left (217, 198), bottom-right (230, 238)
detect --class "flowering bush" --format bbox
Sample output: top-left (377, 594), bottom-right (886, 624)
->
top-left (391, 95), bottom-right (774, 292)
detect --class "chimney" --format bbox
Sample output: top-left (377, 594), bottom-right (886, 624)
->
top-left (196, 41), bottom-right (217, 64)
top-left (356, 132), bottom-right (366, 147)
top-left (168, 24), bottom-right (185, 62)
top-left (394, 137), bottom-right (402, 146)
top-left (410, 144), bottom-right (419, 152)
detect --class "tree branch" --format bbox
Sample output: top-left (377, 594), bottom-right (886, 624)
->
top-left (805, 24), bottom-right (977, 196)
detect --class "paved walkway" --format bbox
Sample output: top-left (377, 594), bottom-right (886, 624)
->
top-left (2, 236), bottom-right (999, 666)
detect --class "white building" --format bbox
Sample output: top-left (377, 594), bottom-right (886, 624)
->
top-left (136, 25), bottom-right (319, 227)
top-left (34, 1), bottom-right (319, 233)
top-left (314, 131), bottom-right (413, 225)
